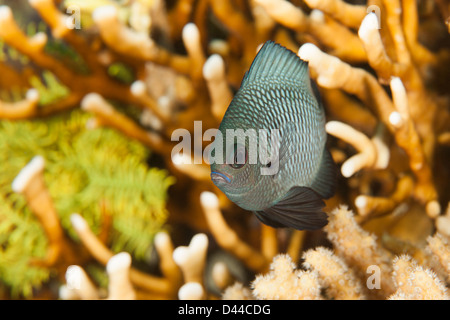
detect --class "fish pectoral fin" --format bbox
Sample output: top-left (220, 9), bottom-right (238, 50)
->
top-left (254, 186), bottom-right (328, 230)
top-left (311, 148), bottom-right (338, 199)
top-left (275, 122), bottom-right (300, 179)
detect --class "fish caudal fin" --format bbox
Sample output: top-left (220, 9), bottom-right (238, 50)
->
top-left (311, 148), bottom-right (337, 199)
top-left (253, 186), bottom-right (328, 230)
top-left (241, 41), bottom-right (310, 87)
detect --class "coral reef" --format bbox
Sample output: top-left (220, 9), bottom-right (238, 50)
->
top-left (0, 109), bottom-right (173, 297)
top-left (0, 0), bottom-right (449, 300)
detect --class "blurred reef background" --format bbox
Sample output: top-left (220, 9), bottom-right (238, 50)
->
top-left (0, 0), bottom-right (449, 300)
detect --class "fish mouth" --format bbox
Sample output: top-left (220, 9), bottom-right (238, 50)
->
top-left (211, 171), bottom-right (231, 185)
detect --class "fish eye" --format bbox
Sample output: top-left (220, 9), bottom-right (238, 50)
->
top-left (228, 143), bottom-right (247, 169)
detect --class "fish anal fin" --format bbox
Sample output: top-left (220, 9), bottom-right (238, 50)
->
top-left (254, 186), bottom-right (328, 230)
top-left (253, 211), bottom-right (286, 229)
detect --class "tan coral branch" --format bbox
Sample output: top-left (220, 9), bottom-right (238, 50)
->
top-left (81, 93), bottom-right (169, 154)
top-left (130, 81), bottom-right (171, 123)
top-left (438, 132), bottom-right (450, 146)
top-left (435, 203), bottom-right (450, 238)
top-left (303, 0), bottom-right (366, 29)
top-left (354, 174), bottom-right (414, 219)
top-left (389, 77), bottom-right (438, 214)
top-left (106, 252), bottom-right (136, 300)
top-left (222, 282), bottom-right (254, 300)
top-left (358, 12), bottom-right (404, 83)
top-left (0, 4), bottom-right (149, 117)
top-left (212, 262), bottom-right (234, 291)
top-left (167, 0), bottom-right (195, 38)
top-left (325, 205), bottom-right (395, 298)
top-left (203, 54), bottom-right (233, 120)
top-left (359, 3), bottom-right (439, 160)
top-left (0, 89), bottom-right (39, 119)
top-left (260, 224), bottom-right (278, 261)
top-left (92, 5), bottom-right (189, 74)
top-left (209, 0), bottom-right (258, 61)
top-left (401, 0), bottom-right (436, 64)
top-left (173, 233), bottom-right (208, 285)
top-left (29, 0), bottom-right (105, 74)
top-left (390, 255), bottom-right (449, 300)
top-left (29, 0), bottom-right (72, 38)
top-left (303, 247), bottom-right (366, 300)
top-left (325, 121), bottom-right (379, 177)
top-left (254, 0), bottom-right (308, 32)
top-left (299, 43), bottom-right (438, 209)
top-left (171, 153), bottom-right (211, 181)
top-left (61, 253), bottom-right (137, 300)
top-left (249, 0), bottom-right (276, 38)
top-left (60, 265), bottom-right (99, 300)
top-left (154, 232), bottom-right (183, 286)
top-left (182, 23), bottom-right (206, 81)
top-left (0, 6), bottom-right (79, 89)
top-left (12, 156), bottom-right (78, 268)
top-left (0, 6), bottom-right (48, 53)
top-left (321, 88), bottom-right (377, 135)
top-left (252, 254), bottom-right (322, 300)
top-left (286, 230), bottom-right (305, 264)
top-left (426, 233), bottom-right (450, 278)
top-left (256, 0), bottom-right (366, 62)
top-left (298, 43), bottom-right (391, 112)
top-left (178, 282), bottom-right (205, 300)
top-left (69, 213), bottom-right (174, 297)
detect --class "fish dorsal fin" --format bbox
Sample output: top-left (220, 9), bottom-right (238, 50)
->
top-left (242, 41), bottom-right (310, 87)
top-left (253, 186), bottom-right (327, 230)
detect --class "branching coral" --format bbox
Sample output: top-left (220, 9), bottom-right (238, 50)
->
top-left (221, 206), bottom-right (449, 300)
top-left (354, 174), bottom-right (414, 220)
top-left (255, 0), bottom-right (366, 62)
top-left (199, 192), bottom-right (269, 273)
top-left (297, 5), bottom-right (447, 219)
top-left (324, 205), bottom-right (395, 298)
top-left (70, 213), bottom-right (179, 298)
top-left (0, 194), bottom-right (50, 297)
top-left (0, 109), bottom-right (174, 297)
top-left (325, 120), bottom-right (389, 178)
top-left (435, 203), bottom-right (450, 238)
top-left (0, 88), bottom-right (39, 118)
top-left (12, 156), bottom-right (80, 269)
top-left (203, 54), bottom-right (233, 120)
top-left (426, 232), bottom-right (450, 281)
top-left (299, 43), bottom-right (439, 216)
top-left (173, 233), bottom-right (208, 286)
top-left (60, 252), bottom-right (137, 300)
top-left (302, 247), bottom-right (366, 300)
top-left (389, 255), bottom-right (448, 300)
